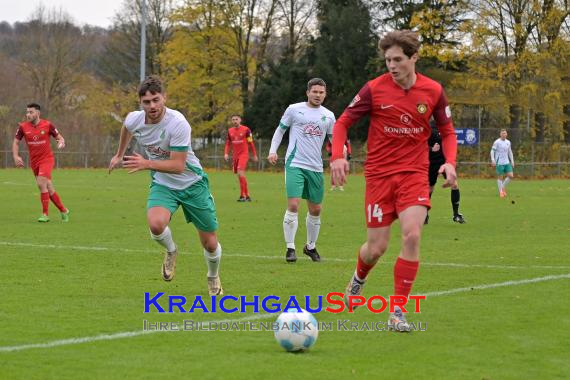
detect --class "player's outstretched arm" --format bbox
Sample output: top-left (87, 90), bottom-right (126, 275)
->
top-left (109, 126), bottom-right (133, 174)
top-left (12, 138), bottom-right (24, 167)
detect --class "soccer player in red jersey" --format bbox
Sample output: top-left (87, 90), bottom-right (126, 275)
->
top-left (12, 103), bottom-right (70, 222)
top-left (224, 115), bottom-right (258, 202)
top-left (330, 31), bottom-right (457, 331)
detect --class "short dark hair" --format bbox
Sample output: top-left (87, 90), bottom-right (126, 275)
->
top-left (379, 30), bottom-right (420, 58)
top-left (231, 114), bottom-right (241, 119)
top-left (27, 103), bottom-right (41, 111)
top-left (307, 78), bottom-right (326, 91)
top-left (138, 75), bottom-right (164, 97)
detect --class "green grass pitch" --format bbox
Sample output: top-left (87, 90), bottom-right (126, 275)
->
top-left (0, 168), bottom-right (569, 379)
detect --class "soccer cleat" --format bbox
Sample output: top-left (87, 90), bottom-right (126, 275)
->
top-left (161, 249), bottom-right (178, 281)
top-left (453, 214), bottom-right (466, 224)
top-left (343, 274), bottom-right (366, 308)
top-left (499, 190), bottom-right (506, 198)
top-left (388, 306), bottom-right (411, 332)
top-left (38, 214), bottom-right (50, 223)
top-left (285, 248), bottom-right (297, 263)
top-left (339, 186), bottom-right (344, 191)
top-left (502, 189), bottom-right (508, 196)
top-left (303, 245), bottom-right (321, 262)
top-left (61, 209), bottom-right (70, 222)
top-left (207, 275), bottom-right (223, 296)
top-left (424, 214), bottom-right (429, 225)
top-left (330, 186), bottom-right (336, 191)
top-left (245, 196), bottom-right (252, 202)
top-left (237, 197), bottom-right (246, 202)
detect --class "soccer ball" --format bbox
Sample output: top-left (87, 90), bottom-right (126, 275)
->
top-left (274, 308), bottom-right (318, 352)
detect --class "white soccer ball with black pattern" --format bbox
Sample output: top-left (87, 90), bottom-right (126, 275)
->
top-left (274, 308), bottom-right (318, 352)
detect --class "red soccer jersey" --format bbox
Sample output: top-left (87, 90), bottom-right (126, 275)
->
top-left (224, 125), bottom-right (257, 158)
top-left (332, 73), bottom-right (456, 178)
top-left (15, 119), bottom-right (59, 165)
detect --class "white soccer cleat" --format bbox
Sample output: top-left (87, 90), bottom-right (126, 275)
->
top-left (343, 274), bottom-right (365, 309)
top-left (388, 306), bottom-right (411, 332)
top-left (161, 250), bottom-right (177, 281)
top-left (208, 275), bottom-right (223, 296)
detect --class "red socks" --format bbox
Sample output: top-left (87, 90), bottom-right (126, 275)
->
top-left (40, 192), bottom-right (50, 215)
top-left (356, 253), bottom-right (376, 281)
top-left (49, 192), bottom-right (66, 212)
top-left (239, 176), bottom-right (249, 197)
top-left (394, 257), bottom-right (420, 297)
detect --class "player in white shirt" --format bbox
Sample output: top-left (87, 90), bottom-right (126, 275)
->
top-left (108, 76), bottom-right (223, 295)
top-left (267, 78), bottom-right (336, 263)
top-left (490, 129), bottom-right (515, 198)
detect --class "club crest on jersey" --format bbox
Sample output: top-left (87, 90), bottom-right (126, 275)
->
top-left (348, 94), bottom-right (360, 108)
top-left (417, 104), bottom-right (427, 114)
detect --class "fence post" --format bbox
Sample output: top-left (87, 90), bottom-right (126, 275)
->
top-left (258, 138), bottom-right (262, 171)
top-left (477, 106), bottom-right (482, 175)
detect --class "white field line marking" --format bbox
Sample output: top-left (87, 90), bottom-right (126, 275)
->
top-left (2, 241), bottom-right (569, 270)
top-left (1, 273), bottom-right (569, 353)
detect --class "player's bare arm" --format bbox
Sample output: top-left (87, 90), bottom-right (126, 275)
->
top-left (330, 158), bottom-right (349, 186)
top-left (123, 151), bottom-right (187, 174)
top-left (267, 153), bottom-right (278, 165)
top-left (55, 133), bottom-right (66, 150)
top-left (438, 163), bottom-right (457, 188)
top-left (12, 137), bottom-right (24, 167)
top-left (109, 126), bottom-right (133, 173)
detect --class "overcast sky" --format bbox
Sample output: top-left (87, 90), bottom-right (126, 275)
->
top-left (0, 0), bottom-right (124, 28)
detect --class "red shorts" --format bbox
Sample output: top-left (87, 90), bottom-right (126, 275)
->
top-left (364, 172), bottom-right (431, 228)
top-left (232, 156), bottom-right (249, 173)
top-left (32, 159), bottom-right (54, 179)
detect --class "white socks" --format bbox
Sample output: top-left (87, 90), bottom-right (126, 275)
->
top-left (204, 243), bottom-right (222, 277)
top-left (150, 226), bottom-right (176, 253)
top-left (503, 177), bottom-right (511, 188)
top-left (306, 213), bottom-right (321, 250)
top-left (497, 179), bottom-right (503, 193)
top-left (283, 210), bottom-right (298, 249)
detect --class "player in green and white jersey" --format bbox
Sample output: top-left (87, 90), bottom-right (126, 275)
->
top-left (491, 129), bottom-right (515, 198)
top-left (267, 78), bottom-right (336, 263)
top-left (109, 76), bottom-right (223, 295)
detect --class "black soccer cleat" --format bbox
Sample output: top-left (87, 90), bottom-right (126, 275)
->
top-left (303, 245), bottom-right (321, 262)
top-left (453, 213), bottom-right (466, 224)
top-left (285, 248), bottom-right (297, 263)
top-left (237, 197), bottom-right (246, 202)
top-left (245, 196), bottom-right (252, 202)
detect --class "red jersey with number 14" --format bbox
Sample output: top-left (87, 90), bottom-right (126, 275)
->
top-left (332, 73), bottom-right (456, 179)
top-left (224, 125), bottom-right (257, 158)
top-left (15, 119), bottom-right (59, 165)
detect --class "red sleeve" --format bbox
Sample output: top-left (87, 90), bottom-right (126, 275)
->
top-left (439, 122), bottom-right (457, 167)
top-left (15, 126), bottom-right (24, 140)
top-left (224, 131), bottom-right (231, 155)
top-left (432, 88), bottom-right (452, 127)
top-left (332, 83), bottom-right (372, 160)
top-left (49, 123), bottom-right (59, 138)
top-left (432, 87), bottom-right (456, 166)
top-left (246, 128), bottom-right (257, 157)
